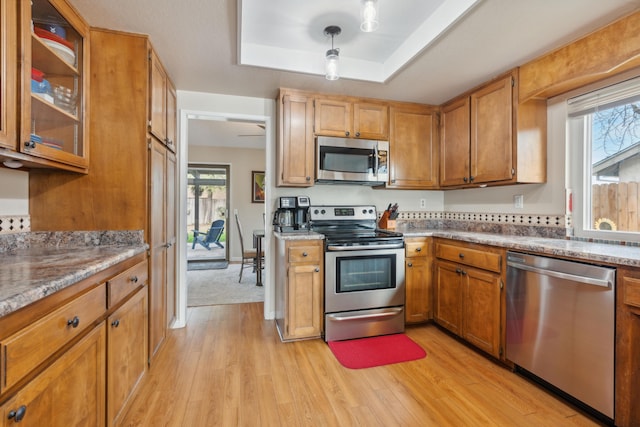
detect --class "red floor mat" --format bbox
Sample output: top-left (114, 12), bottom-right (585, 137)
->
top-left (328, 333), bottom-right (426, 369)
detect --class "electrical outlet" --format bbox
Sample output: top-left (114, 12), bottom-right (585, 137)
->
top-left (514, 195), bottom-right (524, 209)
top-left (419, 199), bottom-right (426, 208)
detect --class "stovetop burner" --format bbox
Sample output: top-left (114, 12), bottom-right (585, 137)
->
top-left (309, 204), bottom-right (404, 249)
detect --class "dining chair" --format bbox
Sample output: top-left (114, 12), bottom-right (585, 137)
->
top-left (235, 212), bottom-right (263, 283)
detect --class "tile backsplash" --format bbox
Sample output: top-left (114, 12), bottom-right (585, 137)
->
top-left (0, 216), bottom-right (30, 234)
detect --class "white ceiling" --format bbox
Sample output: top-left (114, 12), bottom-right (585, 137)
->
top-left (239, 0), bottom-right (480, 82)
top-left (68, 0), bottom-right (640, 148)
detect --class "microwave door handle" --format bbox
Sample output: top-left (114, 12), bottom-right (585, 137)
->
top-left (373, 145), bottom-right (379, 177)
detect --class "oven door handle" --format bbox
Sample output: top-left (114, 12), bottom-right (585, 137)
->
top-left (326, 243), bottom-right (404, 251)
top-left (327, 307), bottom-right (403, 322)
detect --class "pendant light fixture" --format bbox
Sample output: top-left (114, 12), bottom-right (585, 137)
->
top-left (360, 0), bottom-right (379, 32)
top-left (324, 25), bottom-right (341, 81)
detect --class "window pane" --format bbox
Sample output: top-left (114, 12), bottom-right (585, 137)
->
top-left (588, 101), bottom-right (640, 233)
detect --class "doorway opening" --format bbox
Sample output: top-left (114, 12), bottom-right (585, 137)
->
top-left (187, 164), bottom-right (230, 265)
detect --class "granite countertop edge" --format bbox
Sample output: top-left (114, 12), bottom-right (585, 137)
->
top-left (399, 227), bottom-right (640, 267)
top-left (0, 245), bottom-right (147, 318)
top-left (1, 230), bottom-right (147, 319)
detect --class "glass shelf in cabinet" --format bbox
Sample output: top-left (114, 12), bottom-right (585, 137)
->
top-left (31, 33), bottom-right (79, 75)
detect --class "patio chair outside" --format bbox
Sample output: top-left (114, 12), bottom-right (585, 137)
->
top-left (192, 219), bottom-right (225, 250)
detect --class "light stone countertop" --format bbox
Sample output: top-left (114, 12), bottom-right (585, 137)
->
top-left (274, 231), bottom-right (325, 240)
top-left (398, 226), bottom-right (640, 268)
top-left (0, 231), bottom-right (147, 319)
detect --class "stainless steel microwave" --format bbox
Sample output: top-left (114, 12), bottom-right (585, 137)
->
top-left (316, 136), bottom-right (388, 185)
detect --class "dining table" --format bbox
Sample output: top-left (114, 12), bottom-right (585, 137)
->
top-left (252, 229), bottom-right (265, 286)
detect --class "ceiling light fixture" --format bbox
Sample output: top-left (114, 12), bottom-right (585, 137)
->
top-left (324, 25), bottom-right (341, 81)
top-left (360, 0), bottom-right (379, 32)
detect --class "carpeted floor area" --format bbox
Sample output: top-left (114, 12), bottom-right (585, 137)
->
top-left (187, 263), bottom-right (264, 307)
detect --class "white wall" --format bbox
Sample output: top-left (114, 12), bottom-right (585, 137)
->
top-left (443, 104), bottom-right (566, 215)
top-left (0, 168), bottom-right (29, 216)
top-left (188, 145), bottom-right (266, 261)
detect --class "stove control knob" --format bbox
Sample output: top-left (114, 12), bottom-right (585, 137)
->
top-left (368, 209), bottom-right (374, 214)
top-left (321, 209), bottom-right (326, 215)
top-left (362, 209), bottom-right (367, 214)
top-left (313, 209), bottom-right (319, 215)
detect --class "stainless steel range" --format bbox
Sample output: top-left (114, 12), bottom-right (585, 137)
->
top-left (309, 205), bottom-right (405, 342)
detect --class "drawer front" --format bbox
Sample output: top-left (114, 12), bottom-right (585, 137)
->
top-left (288, 244), bottom-right (322, 263)
top-left (623, 275), bottom-right (640, 308)
top-left (405, 238), bottom-right (431, 258)
top-left (435, 243), bottom-right (501, 273)
top-left (1, 284), bottom-right (106, 392)
top-left (108, 260), bottom-right (148, 308)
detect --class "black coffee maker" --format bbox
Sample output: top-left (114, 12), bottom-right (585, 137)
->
top-left (273, 196), bottom-right (311, 232)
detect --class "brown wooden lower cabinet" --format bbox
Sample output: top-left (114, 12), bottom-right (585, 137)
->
top-left (0, 323), bottom-right (106, 426)
top-left (615, 268), bottom-right (640, 426)
top-left (107, 285), bottom-right (148, 426)
top-left (275, 238), bottom-right (324, 340)
top-left (404, 237), bottom-right (433, 323)
top-left (0, 255), bottom-right (148, 426)
top-left (433, 239), bottom-right (504, 359)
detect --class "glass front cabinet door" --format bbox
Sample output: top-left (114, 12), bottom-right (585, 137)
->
top-left (19, 0), bottom-right (89, 172)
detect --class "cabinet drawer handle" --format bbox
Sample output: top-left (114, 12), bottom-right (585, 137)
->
top-left (131, 275), bottom-right (139, 283)
top-left (8, 405), bottom-right (27, 422)
top-left (459, 253), bottom-right (465, 259)
top-left (415, 247), bottom-right (422, 252)
top-left (67, 316), bottom-right (80, 328)
top-left (315, 267), bottom-right (320, 272)
top-left (111, 319), bottom-right (120, 328)
top-left (408, 262), bottom-right (413, 268)
top-left (302, 252), bottom-right (308, 257)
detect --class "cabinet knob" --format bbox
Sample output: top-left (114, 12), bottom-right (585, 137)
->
top-left (408, 262), bottom-right (413, 268)
top-left (306, 176), bottom-right (311, 181)
top-left (345, 131), bottom-right (350, 136)
top-left (355, 132), bottom-right (360, 137)
top-left (131, 276), bottom-right (139, 283)
top-left (111, 319), bottom-right (120, 328)
top-left (24, 140), bottom-right (36, 149)
top-left (302, 252), bottom-right (308, 257)
top-left (314, 267), bottom-right (320, 272)
top-left (67, 316), bottom-right (80, 328)
top-left (459, 253), bottom-right (465, 259)
top-left (463, 177), bottom-right (468, 183)
top-left (7, 405), bottom-right (27, 422)
top-left (469, 175), bottom-right (475, 182)
top-left (415, 247), bottom-right (422, 252)
top-left (461, 270), bottom-right (467, 276)
top-left (456, 268), bottom-right (462, 274)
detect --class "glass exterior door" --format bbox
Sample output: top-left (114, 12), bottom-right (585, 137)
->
top-left (187, 165), bottom-right (229, 262)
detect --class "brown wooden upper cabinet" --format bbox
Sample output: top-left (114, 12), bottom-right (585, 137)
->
top-left (440, 69), bottom-right (546, 188)
top-left (314, 97), bottom-right (388, 140)
top-left (12, 0), bottom-right (90, 173)
top-left (0, 0), bottom-right (17, 152)
top-left (149, 48), bottom-right (177, 153)
top-left (388, 103), bottom-right (439, 189)
top-left (277, 89), bottom-right (315, 187)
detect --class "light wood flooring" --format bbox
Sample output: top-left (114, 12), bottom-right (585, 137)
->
top-left (119, 303), bottom-right (604, 426)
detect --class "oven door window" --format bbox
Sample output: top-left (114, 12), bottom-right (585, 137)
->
top-left (319, 146), bottom-right (374, 174)
top-left (336, 254), bottom-right (396, 292)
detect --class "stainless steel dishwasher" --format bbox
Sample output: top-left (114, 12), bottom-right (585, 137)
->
top-left (506, 251), bottom-right (616, 420)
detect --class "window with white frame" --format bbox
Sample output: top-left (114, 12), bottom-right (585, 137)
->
top-left (567, 76), bottom-right (640, 241)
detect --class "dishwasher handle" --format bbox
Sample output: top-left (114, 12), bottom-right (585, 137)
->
top-left (507, 261), bottom-right (613, 288)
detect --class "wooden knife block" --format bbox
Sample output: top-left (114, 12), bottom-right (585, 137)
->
top-left (378, 211), bottom-right (396, 230)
